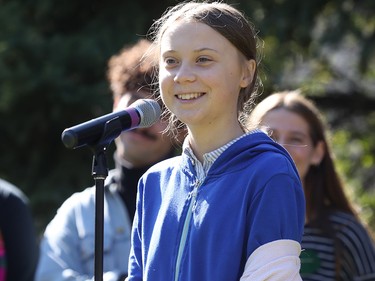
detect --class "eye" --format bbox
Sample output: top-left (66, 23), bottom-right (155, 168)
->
top-left (196, 56), bottom-right (212, 64)
top-left (281, 136), bottom-right (309, 149)
top-left (163, 57), bottom-right (179, 68)
top-left (288, 136), bottom-right (306, 145)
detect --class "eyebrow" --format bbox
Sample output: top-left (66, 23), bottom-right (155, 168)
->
top-left (270, 128), bottom-right (308, 137)
top-left (290, 130), bottom-right (308, 137)
top-left (162, 47), bottom-right (219, 54)
top-left (194, 47), bottom-right (218, 53)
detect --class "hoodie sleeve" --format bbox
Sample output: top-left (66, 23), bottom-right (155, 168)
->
top-left (242, 171), bottom-right (305, 280)
top-left (247, 171), bottom-right (305, 251)
top-left (127, 180), bottom-right (144, 281)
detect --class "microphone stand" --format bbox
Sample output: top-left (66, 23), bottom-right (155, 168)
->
top-left (88, 117), bottom-right (123, 281)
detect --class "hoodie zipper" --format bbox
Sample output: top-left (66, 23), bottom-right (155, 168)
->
top-left (174, 179), bottom-right (201, 281)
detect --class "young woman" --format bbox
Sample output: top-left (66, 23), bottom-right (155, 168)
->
top-left (127, 2), bottom-right (305, 280)
top-left (249, 90), bottom-right (375, 280)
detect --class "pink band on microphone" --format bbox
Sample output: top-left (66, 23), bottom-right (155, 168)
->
top-left (128, 108), bottom-right (140, 127)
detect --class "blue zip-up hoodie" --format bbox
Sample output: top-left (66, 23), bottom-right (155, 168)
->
top-left (128, 131), bottom-right (305, 281)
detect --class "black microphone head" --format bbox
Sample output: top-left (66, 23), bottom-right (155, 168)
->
top-left (61, 130), bottom-right (77, 149)
top-left (61, 98), bottom-right (162, 149)
top-left (133, 99), bottom-right (162, 128)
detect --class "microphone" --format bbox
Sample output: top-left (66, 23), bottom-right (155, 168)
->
top-left (61, 99), bottom-right (161, 149)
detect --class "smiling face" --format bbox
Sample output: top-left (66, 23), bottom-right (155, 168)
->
top-left (260, 108), bottom-right (324, 182)
top-left (159, 20), bottom-right (254, 135)
top-left (114, 92), bottom-right (173, 168)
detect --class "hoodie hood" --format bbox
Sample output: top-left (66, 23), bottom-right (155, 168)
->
top-left (205, 131), bottom-right (298, 178)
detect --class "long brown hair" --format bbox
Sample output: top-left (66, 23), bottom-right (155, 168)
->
top-left (249, 90), bottom-right (357, 225)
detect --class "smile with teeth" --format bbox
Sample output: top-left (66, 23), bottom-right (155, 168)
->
top-left (177, 93), bottom-right (203, 100)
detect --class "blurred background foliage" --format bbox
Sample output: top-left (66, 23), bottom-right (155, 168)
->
top-left (0, 0), bottom-right (374, 236)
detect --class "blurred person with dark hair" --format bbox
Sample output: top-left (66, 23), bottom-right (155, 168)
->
top-left (0, 178), bottom-right (39, 281)
top-left (36, 39), bottom-right (182, 281)
top-left (249, 90), bottom-right (375, 280)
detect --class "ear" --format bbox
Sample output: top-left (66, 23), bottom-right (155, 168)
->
top-left (311, 140), bottom-right (325, 166)
top-left (240, 59), bottom-right (256, 88)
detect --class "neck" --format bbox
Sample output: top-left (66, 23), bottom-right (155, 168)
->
top-left (187, 122), bottom-right (244, 162)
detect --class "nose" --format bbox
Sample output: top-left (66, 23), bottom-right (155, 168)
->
top-left (173, 62), bottom-right (196, 84)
